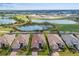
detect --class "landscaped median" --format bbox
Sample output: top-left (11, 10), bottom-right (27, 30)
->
top-left (26, 33), bottom-right (32, 55)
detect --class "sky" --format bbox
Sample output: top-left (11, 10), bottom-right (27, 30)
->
top-left (0, 3), bottom-right (79, 10)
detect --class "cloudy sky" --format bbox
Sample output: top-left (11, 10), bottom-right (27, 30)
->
top-left (0, 3), bottom-right (79, 10)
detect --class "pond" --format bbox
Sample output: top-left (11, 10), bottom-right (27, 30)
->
top-left (32, 20), bottom-right (77, 24)
top-left (0, 19), bottom-right (16, 25)
top-left (16, 25), bottom-right (53, 32)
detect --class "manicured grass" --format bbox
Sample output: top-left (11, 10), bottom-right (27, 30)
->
top-left (17, 34), bottom-right (32, 55)
top-left (57, 24), bottom-right (79, 32)
top-left (59, 50), bottom-right (79, 56)
top-left (0, 32), bottom-right (5, 36)
top-left (0, 27), bottom-right (14, 31)
top-left (0, 49), bottom-right (8, 56)
top-left (59, 37), bottom-right (79, 56)
top-left (38, 33), bottom-right (50, 56)
top-left (16, 47), bottom-right (28, 55)
top-left (27, 34), bottom-right (32, 55)
top-left (38, 44), bottom-right (49, 56)
top-left (0, 48), bottom-right (11, 56)
top-left (0, 27), bottom-right (16, 36)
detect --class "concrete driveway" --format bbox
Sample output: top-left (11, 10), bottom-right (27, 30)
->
top-left (32, 51), bottom-right (38, 56)
top-left (51, 51), bottom-right (59, 56)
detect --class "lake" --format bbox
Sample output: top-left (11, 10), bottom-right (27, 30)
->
top-left (32, 20), bottom-right (77, 24)
top-left (0, 19), bottom-right (16, 25)
top-left (16, 25), bottom-right (53, 32)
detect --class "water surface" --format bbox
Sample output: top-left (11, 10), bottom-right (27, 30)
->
top-left (0, 19), bottom-right (16, 24)
top-left (32, 20), bottom-right (77, 24)
top-left (16, 25), bottom-right (53, 31)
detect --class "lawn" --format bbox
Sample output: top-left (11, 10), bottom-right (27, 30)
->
top-left (38, 33), bottom-right (50, 56)
top-left (59, 38), bottom-right (79, 56)
top-left (0, 27), bottom-right (14, 31)
top-left (59, 50), bottom-right (79, 56)
top-left (0, 48), bottom-right (11, 56)
top-left (16, 47), bottom-right (28, 55)
top-left (17, 34), bottom-right (32, 56)
top-left (0, 27), bottom-right (16, 36)
top-left (38, 44), bottom-right (49, 56)
top-left (26, 34), bottom-right (32, 55)
top-left (57, 24), bottom-right (79, 32)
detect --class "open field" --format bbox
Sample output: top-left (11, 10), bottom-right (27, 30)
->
top-left (57, 24), bottom-right (79, 32)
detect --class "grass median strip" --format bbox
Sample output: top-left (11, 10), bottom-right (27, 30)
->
top-left (27, 33), bottom-right (32, 55)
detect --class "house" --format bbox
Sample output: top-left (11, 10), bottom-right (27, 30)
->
top-left (61, 34), bottom-right (79, 51)
top-left (0, 33), bottom-right (15, 48)
top-left (47, 34), bottom-right (64, 51)
top-left (11, 34), bottom-right (30, 50)
top-left (31, 34), bottom-right (45, 51)
top-left (3, 33), bottom-right (16, 46)
top-left (52, 34), bottom-right (65, 50)
top-left (0, 36), bottom-right (8, 48)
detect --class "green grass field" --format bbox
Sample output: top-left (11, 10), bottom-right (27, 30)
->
top-left (56, 24), bottom-right (79, 32)
top-left (59, 50), bottom-right (79, 56)
top-left (38, 44), bottom-right (49, 56)
top-left (16, 47), bottom-right (28, 55)
top-left (0, 48), bottom-right (11, 56)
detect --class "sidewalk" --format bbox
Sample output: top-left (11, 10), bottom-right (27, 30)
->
top-left (10, 50), bottom-right (18, 56)
top-left (32, 51), bottom-right (38, 56)
top-left (51, 52), bottom-right (59, 56)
